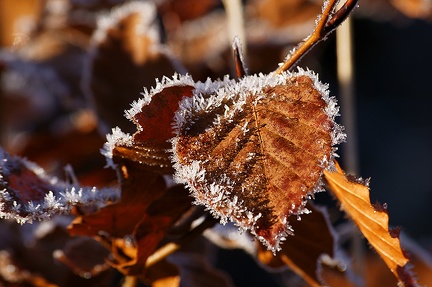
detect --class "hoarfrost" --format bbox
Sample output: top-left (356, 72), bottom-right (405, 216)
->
top-left (0, 148), bottom-right (120, 224)
top-left (101, 127), bottom-right (133, 168)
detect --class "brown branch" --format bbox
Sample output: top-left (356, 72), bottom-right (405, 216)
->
top-left (324, 0), bottom-right (359, 34)
top-left (275, 0), bottom-right (358, 74)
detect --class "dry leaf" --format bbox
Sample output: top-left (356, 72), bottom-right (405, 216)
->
top-left (324, 161), bottom-right (419, 287)
top-left (172, 70), bottom-right (345, 252)
top-left (113, 84), bottom-right (195, 174)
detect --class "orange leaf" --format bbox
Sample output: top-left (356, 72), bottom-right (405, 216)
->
top-left (324, 161), bottom-right (418, 286)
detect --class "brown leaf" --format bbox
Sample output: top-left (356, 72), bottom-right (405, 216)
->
top-left (101, 73), bottom-right (197, 173)
top-left (85, 1), bottom-right (179, 133)
top-left (324, 161), bottom-right (419, 287)
top-left (68, 163), bottom-right (166, 238)
top-left (258, 202), bottom-right (346, 287)
top-left (112, 84), bottom-right (195, 174)
top-left (173, 70), bottom-right (345, 251)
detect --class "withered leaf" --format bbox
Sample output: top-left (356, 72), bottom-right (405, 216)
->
top-left (68, 162), bottom-right (166, 238)
top-left (85, 1), bottom-right (179, 134)
top-left (324, 161), bottom-right (419, 287)
top-left (172, 70), bottom-right (345, 252)
top-left (0, 148), bottom-right (119, 224)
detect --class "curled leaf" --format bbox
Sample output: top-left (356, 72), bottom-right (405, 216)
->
top-left (172, 69), bottom-right (345, 251)
top-left (324, 161), bottom-right (419, 286)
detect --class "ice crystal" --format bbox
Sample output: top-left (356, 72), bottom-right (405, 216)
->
top-left (125, 73), bottom-right (195, 121)
top-left (101, 127), bottom-right (133, 168)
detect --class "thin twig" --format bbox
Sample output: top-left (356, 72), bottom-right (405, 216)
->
top-left (122, 276), bottom-right (138, 287)
top-left (324, 0), bottom-right (359, 35)
top-left (275, 0), bottom-right (358, 74)
top-left (145, 216), bottom-right (217, 268)
top-left (232, 37), bottom-right (247, 78)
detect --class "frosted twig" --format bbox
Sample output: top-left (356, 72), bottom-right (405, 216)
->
top-left (275, 0), bottom-right (359, 74)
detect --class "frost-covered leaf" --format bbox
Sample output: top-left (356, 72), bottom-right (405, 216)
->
top-left (0, 148), bottom-right (119, 224)
top-left (101, 73), bottom-right (233, 173)
top-left (324, 161), bottom-right (419, 287)
top-left (172, 69), bottom-right (345, 252)
top-left (105, 74), bottom-right (195, 173)
top-left (257, 202), bottom-right (346, 287)
top-left (84, 1), bottom-right (181, 134)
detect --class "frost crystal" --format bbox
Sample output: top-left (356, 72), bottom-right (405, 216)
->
top-left (125, 73), bottom-right (195, 121)
top-left (101, 127), bottom-right (133, 168)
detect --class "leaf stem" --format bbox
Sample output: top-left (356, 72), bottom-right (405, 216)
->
top-left (145, 216), bottom-right (217, 268)
top-left (122, 276), bottom-right (138, 287)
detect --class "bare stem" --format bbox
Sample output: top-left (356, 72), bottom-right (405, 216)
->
top-left (122, 276), bottom-right (138, 287)
top-left (145, 216), bottom-right (217, 268)
top-left (232, 37), bottom-right (247, 78)
top-left (275, 0), bottom-right (358, 74)
top-left (222, 0), bottom-right (246, 57)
